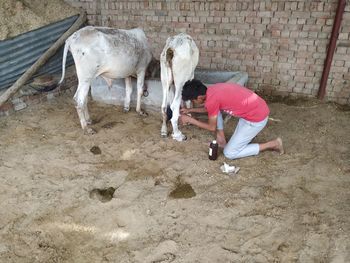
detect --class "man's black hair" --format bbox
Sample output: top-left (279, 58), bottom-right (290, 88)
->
top-left (182, 79), bottom-right (207, 101)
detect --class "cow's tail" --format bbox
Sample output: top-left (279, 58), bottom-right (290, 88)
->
top-left (165, 60), bottom-right (175, 122)
top-left (165, 48), bottom-right (175, 107)
top-left (58, 38), bottom-right (71, 85)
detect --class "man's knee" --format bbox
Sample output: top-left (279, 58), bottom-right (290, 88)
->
top-left (223, 148), bottom-right (240, 160)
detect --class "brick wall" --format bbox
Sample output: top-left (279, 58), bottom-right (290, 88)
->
top-left (64, 0), bottom-right (350, 104)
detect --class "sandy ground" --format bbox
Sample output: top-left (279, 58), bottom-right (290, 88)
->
top-left (0, 91), bottom-right (349, 263)
top-left (0, 0), bottom-right (78, 40)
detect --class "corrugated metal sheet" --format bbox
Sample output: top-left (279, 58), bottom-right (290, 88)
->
top-left (0, 15), bottom-right (79, 90)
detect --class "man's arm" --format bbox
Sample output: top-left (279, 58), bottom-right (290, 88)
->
top-left (180, 114), bottom-right (217, 132)
top-left (181, 107), bottom-right (207, 114)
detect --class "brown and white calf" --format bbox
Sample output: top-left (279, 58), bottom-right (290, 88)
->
top-left (160, 33), bottom-right (199, 141)
top-left (58, 26), bottom-right (153, 134)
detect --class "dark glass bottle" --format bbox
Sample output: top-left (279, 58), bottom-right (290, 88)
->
top-left (209, 140), bottom-right (218, 160)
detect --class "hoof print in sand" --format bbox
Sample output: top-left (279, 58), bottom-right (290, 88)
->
top-left (89, 187), bottom-right (116, 203)
top-left (101, 121), bottom-right (117, 129)
top-left (90, 146), bottom-right (101, 155)
top-left (169, 183), bottom-right (196, 199)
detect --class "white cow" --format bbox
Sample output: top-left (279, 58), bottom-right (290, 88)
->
top-left (160, 33), bottom-right (199, 141)
top-left (58, 26), bottom-right (153, 134)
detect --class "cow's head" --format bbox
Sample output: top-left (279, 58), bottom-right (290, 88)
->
top-left (145, 57), bottom-right (161, 79)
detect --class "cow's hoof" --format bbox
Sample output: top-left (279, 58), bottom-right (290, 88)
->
top-left (84, 127), bottom-right (96, 135)
top-left (161, 132), bottom-right (167, 138)
top-left (172, 133), bottom-right (187, 141)
top-left (86, 119), bottom-right (93, 125)
top-left (123, 107), bottom-right (130, 113)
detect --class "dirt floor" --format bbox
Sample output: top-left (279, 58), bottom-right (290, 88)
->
top-left (0, 90), bottom-right (349, 263)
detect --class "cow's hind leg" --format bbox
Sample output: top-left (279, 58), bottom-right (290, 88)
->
top-left (136, 72), bottom-right (147, 116)
top-left (84, 105), bottom-right (92, 125)
top-left (160, 64), bottom-right (172, 137)
top-left (161, 102), bottom-right (168, 138)
top-left (170, 79), bottom-right (187, 141)
top-left (124, 77), bottom-right (132, 112)
top-left (160, 92), bottom-right (170, 138)
top-left (73, 81), bottom-right (95, 134)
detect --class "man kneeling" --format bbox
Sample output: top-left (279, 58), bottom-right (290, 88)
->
top-left (180, 80), bottom-right (284, 160)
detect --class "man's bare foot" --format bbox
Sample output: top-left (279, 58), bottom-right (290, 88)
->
top-left (275, 137), bottom-right (284, 154)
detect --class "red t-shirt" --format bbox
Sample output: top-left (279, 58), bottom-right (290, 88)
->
top-left (205, 83), bottom-right (269, 122)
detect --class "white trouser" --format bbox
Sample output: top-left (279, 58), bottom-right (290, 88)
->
top-left (217, 112), bottom-right (268, 159)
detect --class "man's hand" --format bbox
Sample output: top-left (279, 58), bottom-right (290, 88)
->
top-left (180, 108), bottom-right (191, 114)
top-left (180, 114), bottom-right (217, 132)
top-left (180, 114), bottom-right (192, 125)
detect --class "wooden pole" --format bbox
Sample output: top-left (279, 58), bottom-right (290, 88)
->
top-left (0, 11), bottom-right (86, 107)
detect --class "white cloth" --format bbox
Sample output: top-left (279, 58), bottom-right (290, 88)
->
top-left (220, 162), bottom-right (240, 175)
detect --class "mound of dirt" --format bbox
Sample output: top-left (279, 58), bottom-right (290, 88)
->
top-left (0, 0), bottom-right (79, 40)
